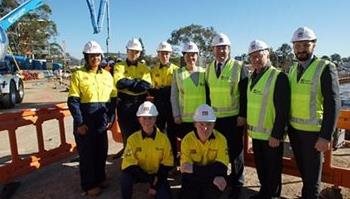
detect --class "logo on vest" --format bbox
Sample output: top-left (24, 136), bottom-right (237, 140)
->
top-left (300, 79), bottom-right (312, 84)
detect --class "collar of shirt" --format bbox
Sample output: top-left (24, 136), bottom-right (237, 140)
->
top-left (126, 59), bottom-right (138, 66)
top-left (159, 62), bottom-right (170, 69)
top-left (141, 128), bottom-right (157, 140)
top-left (298, 55), bottom-right (315, 70)
top-left (251, 64), bottom-right (270, 80)
top-left (194, 129), bottom-right (216, 141)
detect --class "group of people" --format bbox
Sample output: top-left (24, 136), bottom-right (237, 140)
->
top-left (67, 26), bottom-right (340, 199)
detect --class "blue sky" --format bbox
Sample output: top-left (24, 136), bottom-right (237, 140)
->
top-left (47, 0), bottom-right (350, 59)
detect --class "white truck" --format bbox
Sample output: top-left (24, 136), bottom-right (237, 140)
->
top-left (0, 59), bottom-right (24, 108)
top-left (0, 0), bottom-right (43, 108)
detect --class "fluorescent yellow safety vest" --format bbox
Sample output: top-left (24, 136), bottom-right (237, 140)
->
top-left (175, 67), bottom-right (206, 122)
top-left (289, 58), bottom-right (329, 131)
top-left (247, 66), bottom-right (279, 140)
top-left (206, 59), bottom-right (242, 117)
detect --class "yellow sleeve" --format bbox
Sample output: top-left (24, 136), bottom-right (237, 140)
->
top-left (215, 133), bottom-right (229, 166)
top-left (141, 64), bottom-right (152, 84)
top-left (161, 136), bottom-right (174, 167)
top-left (113, 64), bottom-right (125, 84)
top-left (68, 71), bottom-right (80, 97)
top-left (180, 134), bottom-right (193, 165)
top-left (121, 137), bottom-right (138, 170)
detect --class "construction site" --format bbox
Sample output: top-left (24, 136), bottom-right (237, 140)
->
top-left (1, 0), bottom-right (350, 199)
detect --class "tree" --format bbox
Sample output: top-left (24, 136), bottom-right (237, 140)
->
top-left (271, 43), bottom-right (294, 72)
top-left (167, 24), bottom-right (217, 64)
top-left (1, 1), bottom-right (57, 58)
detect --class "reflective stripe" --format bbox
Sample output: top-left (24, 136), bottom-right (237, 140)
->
top-left (247, 125), bottom-right (272, 135)
top-left (309, 60), bottom-right (326, 122)
top-left (257, 69), bottom-right (276, 132)
top-left (290, 117), bottom-right (322, 126)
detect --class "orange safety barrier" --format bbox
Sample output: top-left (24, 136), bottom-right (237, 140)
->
top-left (244, 109), bottom-right (350, 188)
top-left (0, 103), bottom-right (75, 183)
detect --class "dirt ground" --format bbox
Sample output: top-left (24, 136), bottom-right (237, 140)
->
top-left (0, 79), bottom-right (350, 199)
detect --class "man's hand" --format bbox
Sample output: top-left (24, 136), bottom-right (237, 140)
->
top-left (77, 124), bottom-right (88, 135)
top-left (314, 137), bottom-right (331, 152)
top-left (268, 137), bottom-right (281, 148)
top-left (174, 116), bottom-right (182, 124)
top-left (213, 176), bottom-right (227, 191)
top-left (236, 116), bottom-right (246, 127)
top-left (180, 163), bottom-right (193, 173)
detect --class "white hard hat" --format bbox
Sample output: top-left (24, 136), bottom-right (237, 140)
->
top-left (212, 33), bottom-right (231, 46)
top-left (157, 41), bottom-right (172, 52)
top-left (126, 38), bottom-right (142, 51)
top-left (136, 101), bottom-right (159, 117)
top-left (182, 41), bottom-right (199, 53)
top-left (83, 40), bottom-right (103, 54)
top-left (248, 40), bottom-right (269, 55)
top-left (193, 104), bottom-right (216, 122)
top-left (291, 27), bottom-right (317, 42)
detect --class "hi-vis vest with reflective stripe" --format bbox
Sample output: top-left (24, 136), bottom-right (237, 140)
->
top-left (206, 59), bottom-right (242, 117)
top-left (247, 66), bottom-right (279, 140)
top-left (175, 67), bottom-right (206, 122)
top-left (289, 58), bottom-right (328, 131)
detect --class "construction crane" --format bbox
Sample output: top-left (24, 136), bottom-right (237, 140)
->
top-left (85, 0), bottom-right (111, 54)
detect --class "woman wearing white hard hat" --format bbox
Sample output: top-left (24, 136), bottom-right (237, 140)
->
top-left (247, 40), bottom-right (290, 199)
top-left (288, 27), bottom-right (340, 198)
top-left (171, 41), bottom-right (207, 139)
top-left (68, 40), bottom-right (117, 196)
top-left (150, 41), bottom-right (179, 159)
top-left (114, 38), bottom-right (152, 145)
top-left (120, 101), bottom-right (174, 199)
top-left (180, 104), bottom-right (229, 199)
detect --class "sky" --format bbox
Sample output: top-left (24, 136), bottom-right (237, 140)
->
top-left (46, 0), bottom-right (350, 59)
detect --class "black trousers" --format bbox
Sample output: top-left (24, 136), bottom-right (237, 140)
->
top-left (288, 126), bottom-right (323, 199)
top-left (180, 174), bottom-right (223, 199)
top-left (120, 171), bottom-right (172, 199)
top-left (154, 100), bottom-right (178, 159)
top-left (214, 116), bottom-right (244, 187)
top-left (252, 139), bottom-right (283, 198)
top-left (117, 97), bottom-right (145, 144)
top-left (74, 129), bottom-right (108, 191)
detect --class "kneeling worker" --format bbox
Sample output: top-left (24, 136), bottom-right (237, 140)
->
top-left (180, 104), bottom-right (229, 199)
top-left (120, 101), bottom-right (174, 199)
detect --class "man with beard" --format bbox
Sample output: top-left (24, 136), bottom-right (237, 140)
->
top-left (288, 27), bottom-right (340, 198)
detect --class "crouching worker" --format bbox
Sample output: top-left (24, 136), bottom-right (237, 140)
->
top-left (120, 101), bottom-right (174, 199)
top-left (180, 104), bottom-right (229, 199)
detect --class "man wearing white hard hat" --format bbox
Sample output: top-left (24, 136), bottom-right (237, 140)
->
top-left (206, 33), bottom-right (249, 197)
top-left (180, 104), bottom-right (229, 199)
top-left (114, 38), bottom-right (152, 145)
top-left (171, 41), bottom-right (207, 138)
top-left (68, 41), bottom-right (117, 196)
top-left (288, 27), bottom-right (340, 198)
top-left (150, 41), bottom-right (179, 159)
top-left (121, 101), bottom-right (174, 199)
top-left (246, 40), bottom-right (290, 199)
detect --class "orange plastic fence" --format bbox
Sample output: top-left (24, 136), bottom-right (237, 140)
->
top-left (244, 109), bottom-right (350, 188)
top-left (0, 103), bottom-right (75, 183)
top-left (0, 104), bottom-right (349, 189)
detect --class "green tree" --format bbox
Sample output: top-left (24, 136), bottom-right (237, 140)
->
top-left (271, 43), bottom-right (294, 72)
top-left (1, 1), bottom-right (57, 58)
top-left (167, 24), bottom-right (217, 64)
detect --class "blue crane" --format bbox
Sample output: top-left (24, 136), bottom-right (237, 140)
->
top-left (0, 0), bottom-right (43, 61)
top-left (86, 0), bottom-right (111, 53)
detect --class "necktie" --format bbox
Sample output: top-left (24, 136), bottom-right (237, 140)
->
top-left (216, 63), bottom-right (222, 77)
